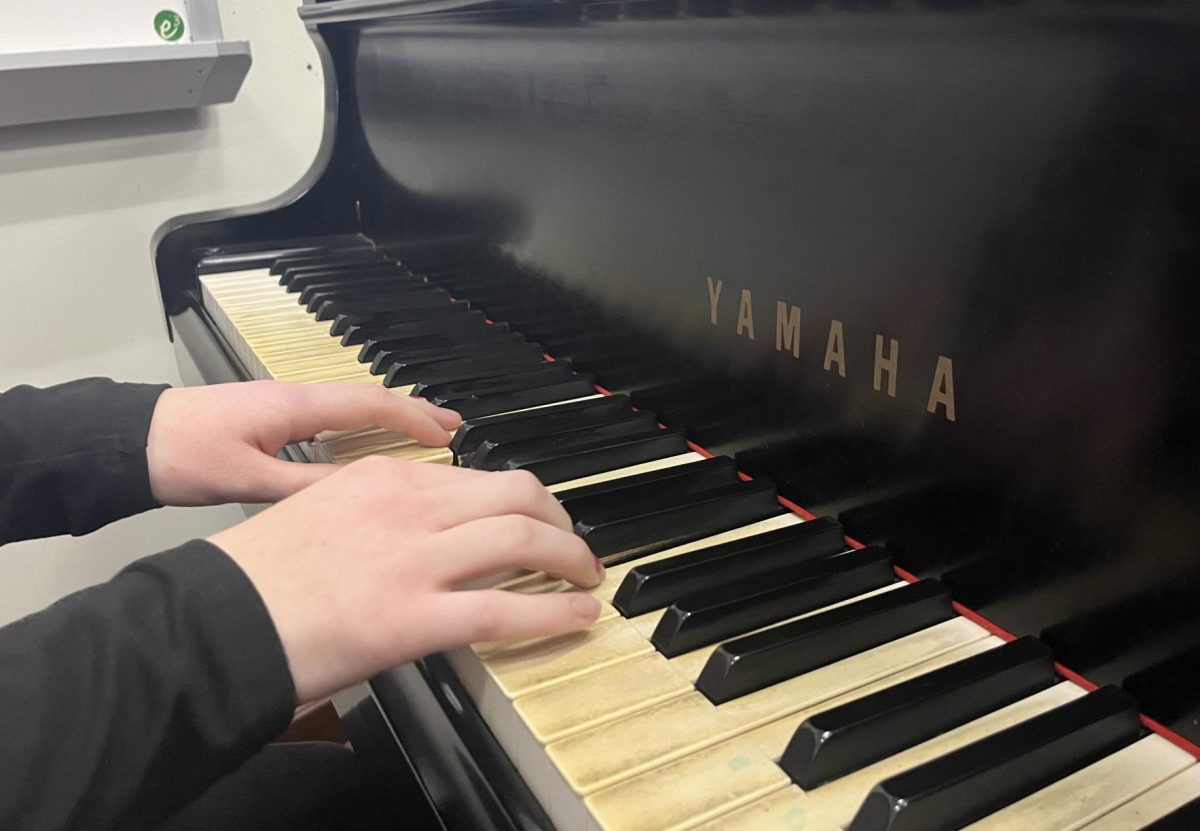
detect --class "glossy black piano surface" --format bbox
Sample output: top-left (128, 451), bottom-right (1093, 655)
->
top-left (155, 0), bottom-right (1200, 828)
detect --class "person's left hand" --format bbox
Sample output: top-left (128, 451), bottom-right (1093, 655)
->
top-left (146, 381), bottom-right (462, 506)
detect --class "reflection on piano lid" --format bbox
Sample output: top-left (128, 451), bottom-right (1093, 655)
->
top-left (155, 0), bottom-right (1200, 828)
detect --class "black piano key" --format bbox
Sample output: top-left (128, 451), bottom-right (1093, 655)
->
top-left (417, 362), bottom-right (574, 402)
top-left (1122, 639), bottom-right (1200, 741)
top-left (331, 294), bottom-right (467, 326)
top-left (284, 268), bottom-right (407, 295)
top-left (282, 262), bottom-right (409, 289)
top-left (594, 356), bottom-right (700, 394)
top-left (272, 249), bottom-right (384, 278)
top-left (287, 262), bottom-right (412, 284)
top-left (286, 264), bottom-right (413, 292)
top-left (387, 354), bottom-right (548, 390)
top-left (555, 456), bottom-right (736, 504)
top-left (450, 395), bottom-right (635, 456)
top-left (518, 315), bottom-right (596, 344)
top-left (472, 413), bottom-right (661, 471)
top-left (312, 286), bottom-right (452, 319)
top-left (383, 342), bottom-right (547, 387)
top-left (300, 276), bottom-right (436, 305)
top-left (358, 333), bottom-right (527, 371)
top-left (374, 341), bottom-right (536, 380)
top-left (696, 579), bottom-right (954, 705)
top-left (847, 686), bottom-right (1141, 831)
top-left (578, 479), bottom-right (782, 563)
top-left (652, 390), bottom-right (749, 436)
top-left (781, 636), bottom-right (1058, 790)
top-left (414, 262), bottom-right (506, 286)
top-left (560, 457), bottom-right (740, 525)
top-left (512, 430), bottom-right (690, 486)
top-left (298, 274), bottom-right (432, 305)
top-left (837, 482), bottom-right (979, 549)
top-left (199, 241), bottom-right (364, 275)
top-left (366, 335), bottom-right (496, 372)
top-left (941, 538), bottom-right (1099, 612)
top-left (653, 545), bottom-right (894, 658)
top-left (370, 334), bottom-right (517, 374)
top-left (441, 377), bottom-right (600, 421)
top-left (395, 254), bottom-right (492, 275)
top-left (629, 375), bottom-right (727, 412)
top-left (884, 528), bottom-right (1003, 580)
top-left (360, 315), bottom-right (493, 364)
top-left (1142, 797), bottom-right (1200, 830)
top-left (332, 300), bottom-right (469, 337)
top-left (421, 361), bottom-right (576, 400)
top-left (1041, 568), bottom-right (1200, 684)
top-left (611, 516), bottom-right (847, 617)
top-left (547, 330), bottom-right (640, 360)
top-left (337, 302), bottom-right (471, 343)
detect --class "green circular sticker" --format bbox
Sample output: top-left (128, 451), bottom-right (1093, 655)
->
top-left (154, 10), bottom-right (185, 42)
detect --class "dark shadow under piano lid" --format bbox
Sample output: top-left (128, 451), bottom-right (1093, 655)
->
top-left (154, 0), bottom-right (1200, 828)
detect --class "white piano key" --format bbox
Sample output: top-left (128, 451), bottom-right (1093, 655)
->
top-left (510, 584), bottom-right (908, 744)
top-left (547, 452), bottom-right (709, 493)
top-left (1078, 761), bottom-right (1200, 831)
top-left (583, 637), bottom-right (1002, 831)
top-left (548, 616), bottom-right (990, 796)
top-left (962, 734), bottom-right (1196, 831)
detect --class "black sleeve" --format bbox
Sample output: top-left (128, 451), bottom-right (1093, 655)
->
top-left (0, 378), bottom-right (169, 545)
top-left (0, 539), bottom-right (297, 831)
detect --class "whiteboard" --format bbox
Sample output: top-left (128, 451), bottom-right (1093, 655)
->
top-left (0, 3), bottom-right (194, 54)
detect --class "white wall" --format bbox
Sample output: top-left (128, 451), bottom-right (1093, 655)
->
top-left (0, 1), bottom-right (326, 624)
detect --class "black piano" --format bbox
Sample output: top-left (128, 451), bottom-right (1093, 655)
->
top-left (154, 0), bottom-right (1200, 828)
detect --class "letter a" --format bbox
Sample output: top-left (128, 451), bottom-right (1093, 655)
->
top-left (736, 289), bottom-right (756, 340)
top-left (927, 356), bottom-right (957, 422)
top-left (824, 320), bottom-right (846, 377)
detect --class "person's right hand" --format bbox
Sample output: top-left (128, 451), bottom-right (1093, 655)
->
top-left (208, 457), bottom-right (604, 704)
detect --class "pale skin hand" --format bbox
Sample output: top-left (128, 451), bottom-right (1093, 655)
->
top-left (210, 459), bottom-right (604, 704)
top-left (146, 381), bottom-right (463, 506)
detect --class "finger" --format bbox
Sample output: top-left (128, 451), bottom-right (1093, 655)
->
top-left (427, 515), bottom-right (602, 589)
top-left (283, 384), bottom-right (460, 446)
top-left (424, 470), bottom-right (573, 532)
top-left (427, 590), bottom-right (602, 648)
top-left (407, 395), bottom-right (466, 431)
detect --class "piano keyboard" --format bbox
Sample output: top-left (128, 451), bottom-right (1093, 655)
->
top-left (197, 245), bottom-right (1200, 831)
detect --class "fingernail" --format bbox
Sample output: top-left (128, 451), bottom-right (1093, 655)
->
top-left (594, 556), bottom-right (606, 581)
top-left (571, 593), bottom-right (602, 619)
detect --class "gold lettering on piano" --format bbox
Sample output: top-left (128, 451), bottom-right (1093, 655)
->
top-left (775, 302), bottom-right (801, 358)
top-left (927, 356), bottom-right (956, 422)
top-left (701, 280), bottom-right (957, 421)
top-left (736, 289), bottom-right (756, 341)
top-left (706, 277), bottom-right (723, 326)
top-left (824, 320), bottom-right (846, 378)
top-left (874, 335), bottom-right (899, 398)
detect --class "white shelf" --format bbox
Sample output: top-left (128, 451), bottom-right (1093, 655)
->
top-left (0, 2), bottom-right (251, 128)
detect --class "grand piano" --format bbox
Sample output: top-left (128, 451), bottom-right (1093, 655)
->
top-left (154, 0), bottom-right (1200, 828)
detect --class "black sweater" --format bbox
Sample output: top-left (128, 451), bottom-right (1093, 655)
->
top-left (0, 379), bottom-right (296, 830)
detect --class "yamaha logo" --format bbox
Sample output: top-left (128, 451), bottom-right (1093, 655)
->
top-left (706, 277), bottom-right (957, 423)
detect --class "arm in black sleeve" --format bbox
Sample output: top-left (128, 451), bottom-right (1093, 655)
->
top-left (0, 539), bottom-right (296, 831)
top-left (0, 379), bottom-right (169, 544)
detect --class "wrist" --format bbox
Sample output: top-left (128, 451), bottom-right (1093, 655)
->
top-left (145, 386), bottom-right (193, 505)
